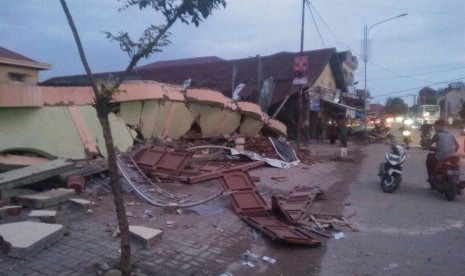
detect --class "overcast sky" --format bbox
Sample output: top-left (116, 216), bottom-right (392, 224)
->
top-left (1, 0), bottom-right (464, 106)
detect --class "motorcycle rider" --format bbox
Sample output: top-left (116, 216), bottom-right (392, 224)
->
top-left (420, 120), bottom-right (432, 136)
top-left (426, 119), bottom-right (459, 181)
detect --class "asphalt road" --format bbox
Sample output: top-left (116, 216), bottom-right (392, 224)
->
top-left (319, 123), bottom-right (465, 276)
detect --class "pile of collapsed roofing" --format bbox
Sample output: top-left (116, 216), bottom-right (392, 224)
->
top-left (118, 144), bottom-right (355, 246)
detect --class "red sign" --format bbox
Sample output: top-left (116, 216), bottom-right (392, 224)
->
top-left (293, 56), bottom-right (308, 85)
top-left (293, 56), bottom-right (309, 72)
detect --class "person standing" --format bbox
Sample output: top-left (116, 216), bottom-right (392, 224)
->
top-left (316, 117), bottom-right (323, 142)
top-left (338, 117), bottom-right (348, 158)
top-left (327, 119), bottom-right (337, 145)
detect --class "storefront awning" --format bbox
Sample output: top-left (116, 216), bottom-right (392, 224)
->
top-left (321, 98), bottom-right (363, 112)
top-left (321, 98), bottom-right (364, 119)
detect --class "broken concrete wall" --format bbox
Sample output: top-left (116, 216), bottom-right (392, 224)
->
top-left (188, 103), bottom-right (241, 138)
top-left (126, 100), bottom-right (194, 140)
top-left (0, 106), bottom-right (134, 159)
top-left (0, 82), bottom-right (287, 162)
top-left (0, 106), bottom-right (86, 159)
top-left (239, 117), bottom-right (264, 137)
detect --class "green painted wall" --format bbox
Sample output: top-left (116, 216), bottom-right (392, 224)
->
top-left (0, 106), bottom-right (134, 160)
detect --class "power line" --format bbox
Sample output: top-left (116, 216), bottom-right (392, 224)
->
top-left (305, 0), bottom-right (355, 52)
top-left (371, 77), bottom-right (465, 99)
top-left (369, 62), bottom-right (433, 84)
top-left (305, 0), bottom-right (325, 47)
top-left (369, 66), bottom-right (465, 81)
top-left (318, 0), bottom-right (463, 17)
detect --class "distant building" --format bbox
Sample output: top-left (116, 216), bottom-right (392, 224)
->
top-left (439, 86), bottom-right (465, 120)
top-left (0, 46), bottom-right (51, 85)
top-left (368, 103), bottom-right (386, 117)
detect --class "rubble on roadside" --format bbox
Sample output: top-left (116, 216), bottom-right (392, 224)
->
top-left (0, 134), bottom-right (355, 259)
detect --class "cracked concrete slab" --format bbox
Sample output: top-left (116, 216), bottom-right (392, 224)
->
top-left (68, 198), bottom-right (92, 211)
top-left (129, 225), bottom-right (163, 249)
top-left (28, 210), bottom-right (57, 223)
top-left (17, 188), bottom-right (75, 209)
top-left (0, 221), bottom-right (63, 259)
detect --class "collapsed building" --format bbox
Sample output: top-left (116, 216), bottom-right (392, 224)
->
top-left (43, 48), bottom-right (364, 143)
top-left (0, 47), bottom-right (357, 254)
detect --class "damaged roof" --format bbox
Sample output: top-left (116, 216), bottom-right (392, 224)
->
top-left (42, 48), bottom-right (347, 107)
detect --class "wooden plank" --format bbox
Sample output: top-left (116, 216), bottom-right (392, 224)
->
top-left (0, 159), bottom-right (75, 190)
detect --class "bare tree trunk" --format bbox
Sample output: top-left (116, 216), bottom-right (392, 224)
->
top-left (60, 1), bottom-right (131, 274)
top-left (98, 115), bottom-right (132, 274)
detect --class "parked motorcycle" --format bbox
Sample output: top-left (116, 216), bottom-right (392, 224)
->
top-left (378, 144), bottom-right (406, 193)
top-left (427, 148), bottom-right (465, 201)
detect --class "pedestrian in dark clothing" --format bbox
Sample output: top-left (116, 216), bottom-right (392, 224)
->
top-left (328, 119), bottom-right (337, 145)
top-left (316, 118), bottom-right (323, 142)
top-left (338, 118), bottom-right (348, 148)
top-left (338, 117), bottom-right (349, 158)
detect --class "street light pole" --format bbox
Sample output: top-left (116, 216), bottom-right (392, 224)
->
top-left (363, 13), bottom-right (407, 130)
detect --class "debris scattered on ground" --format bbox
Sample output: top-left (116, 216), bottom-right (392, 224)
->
top-left (262, 256), bottom-right (276, 264)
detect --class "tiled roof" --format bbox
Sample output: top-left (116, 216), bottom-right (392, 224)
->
top-left (134, 48), bottom-right (345, 106)
top-left (0, 46), bottom-right (51, 70)
top-left (0, 47), bottom-right (36, 62)
top-left (42, 48), bottom-right (347, 107)
top-left (137, 56), bottom-right (225, 70)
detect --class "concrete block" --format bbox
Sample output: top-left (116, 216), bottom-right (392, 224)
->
top-left (28, 210), bottom-right (57, 223)
top-left (17, 188), bottom-right (75, 209)
top-left (68, 198), bottom-right (92, 211)
top-left (0, 221), bottom-right (63, 259)
top-left (234, 137), bottom-right (246, 145)
top-left (0, 188), bottom-right (36, 199)
top-left (0, 205), bottom-right (22, 219)
top-left (129, 225), bottom-right (163, 249)
top-left (235, 145), bottom-right (245, 151)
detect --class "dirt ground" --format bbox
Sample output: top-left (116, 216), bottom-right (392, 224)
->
top-left (78, 143), bottom-right (364, 275)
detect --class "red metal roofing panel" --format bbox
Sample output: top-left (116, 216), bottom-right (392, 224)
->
top-left (271, 186), bottom-right (323, 224)
top-left (134, 147), bottom-right (166, 171)
top-left (229, 190), bottom-right (269, 215)
top-left (155, 151), bottom-right (192, 172)
top-left (218, 169), bottom-right (256, 191)
top-left (243, 216), bottom-right (321, 246)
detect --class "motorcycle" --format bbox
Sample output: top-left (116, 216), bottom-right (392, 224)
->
top-left (368, 129), bottom-right (395, 144)
top-left (402, 129), bottom-right (412, 150)
top-left (378, 144), bottom-right (406, 193)
top-left (427, 148), bottom-right (465, 201)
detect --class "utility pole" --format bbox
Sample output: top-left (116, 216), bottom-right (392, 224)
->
top-left (363, 13), bottom-right (407, 131)
top-left (296, 0), bottom-right (305, 147)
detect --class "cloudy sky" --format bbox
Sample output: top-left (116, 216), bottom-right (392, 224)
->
top-left (1, 0), bottom-right (464, 106)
